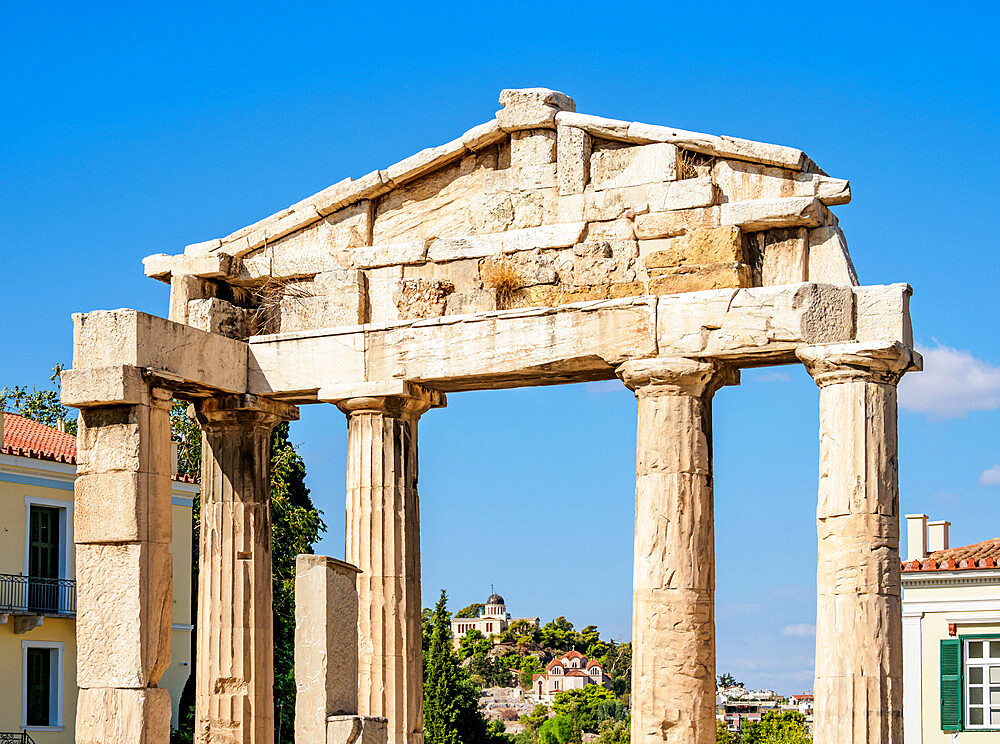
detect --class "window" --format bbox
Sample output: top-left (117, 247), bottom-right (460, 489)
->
top-left (941, 636), bottom-right (1000, 731)
top-left (22, 641), bottom-right (63, 729)
top-left (966, 639), bottom-right (1000, 728)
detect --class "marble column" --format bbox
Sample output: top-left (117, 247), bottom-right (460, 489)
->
top-left (194, 394), bottom-right (298, 744)
top-left (797, 341), bottom-right (920, 744)
top-left (73, 377), bottom-right (174, 744)
top-left (335, 383), bottom-right (444, 744)
top-left (617, 358), bottom-right (737, 744)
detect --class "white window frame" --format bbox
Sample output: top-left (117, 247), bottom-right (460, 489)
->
top-left (964, 637), bottom-right (1000, 730)
top-left (22, 640), bottom-right (65, 730)
top-left (23, 496), bottom-right (73, 579)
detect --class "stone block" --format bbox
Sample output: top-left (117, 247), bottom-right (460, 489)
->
top-left (584, 185), bottom-right (649, 221)
top-left (62, 365), bottom-right (147, 409)
top-left (76, 687), bottom-right (171, 744)
top-left (517, 163), bottom-right (557, 190)
top-left (460, 120), bottom-right (505, 151)
top-left (444, 289), bottom-right (496, 315)
top-left (393, 279), bottom-right (454, 320)
top-left (634, 207), bottom-right (720, 239)
top-left (646, 176), bottom-right (716, 212)
top-left (713, 159), bottom-right (852, 207)
top-left (720, 196), bottom-right (826, 231)
top-left (365, 266), bottom-right (403, 325)
top-left (557, 193), bottom-right (585, 222)
top-left (71, 309), bottom-right (248, 395)
top-left (327, 715), bottom-right (388, 744)
top-left (648, 265), bottom-right (748, 295)
top-left (568, 241), bottom-right (639, 285)
top-left (426, 223), bottom-right (586, 262)
top-left (76, 541), bottom-right (172, 688)
top-left (554, 111), bottom-right (631, 140)
top-left (591, 143), bottom-right (678, 190)
top-left (585, 219), bottom-right (636, 241)
top-left (75, 471), bottom-right (172, 544)
top-left (510, 130), bottom-right (556, 166)
top-left (853, 284), bottom-right (912, 347)
top-left (295, 555), bottom-right (362, 744)
top-left (641, 227), bottom-right (742, 270)
top-left (187, 297), bottom-right (252, 339)
top-left (279, 275), bottom-right (367, 333)
top-left (351, 240), bottom-right (428, 270)
top-left (143, 251), bottom-right (232, 281)
top-left (557, 125), bottom-right (590, 195)
top-left (384, 138), bottom-right (467, 186)
top-left (756, 227), bottom-right (809, 285)
top-left (76, 395), bottom-right (170, 477)
top-left (808, 226), bottom-right (859, 285)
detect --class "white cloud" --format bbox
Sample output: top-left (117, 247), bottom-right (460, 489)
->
top-left (898, 344), bottom-right (1000, 418)
top-left (749, 370), bottom-right (791, 383)
top-left (584, 380), bottom-right (626, 394)
top-left (980, 466), bottom-right (1000, 486)
top-left (782, 623), bottom-right (816, 638)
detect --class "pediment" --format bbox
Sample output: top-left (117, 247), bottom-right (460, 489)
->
top-left (143, 87), bottom-right (858, 339)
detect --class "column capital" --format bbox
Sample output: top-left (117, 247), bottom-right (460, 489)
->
top-left (194, 393), bottom-right (299, 427)
top-left (616, 357), bottom-right (739, 397)
top-left (797, 341), bottom-right (922, 388)
top-left (320, 380), bottom-right (446, 417)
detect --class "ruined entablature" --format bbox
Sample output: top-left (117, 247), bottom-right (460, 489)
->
top-left (143, 87), bottom-right (857, 339)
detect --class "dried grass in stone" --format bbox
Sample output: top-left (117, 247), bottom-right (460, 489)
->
top-left (232, 277), bottom-right (314, 336)
top-left (481, 256), bottom-right (522, 310)
top-left (677, 149), bottom-right (716, 179)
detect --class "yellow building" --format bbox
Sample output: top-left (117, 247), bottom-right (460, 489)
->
top-left (902, 514), bottom-right (1000, 743)
top-left (0, 412), bottom-right (194, 742)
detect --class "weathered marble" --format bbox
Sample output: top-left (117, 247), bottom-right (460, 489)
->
top-left (618, 358), bottom-right (738, 744)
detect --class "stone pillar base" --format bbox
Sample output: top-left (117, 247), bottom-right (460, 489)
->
top-left (327, 715), bottom-right (389, 744)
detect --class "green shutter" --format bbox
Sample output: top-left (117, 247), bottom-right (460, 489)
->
top-left (940, 638), bottom-right (962, 731)
top-left (25, 647), bottom-right (51, 726)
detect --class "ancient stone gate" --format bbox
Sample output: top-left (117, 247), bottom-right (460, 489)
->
top-left (63, 88), bottom-right (919, 744)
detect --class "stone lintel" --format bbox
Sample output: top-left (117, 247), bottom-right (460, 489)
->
top-left (248, 283), bottom-right (913, 398)
top-left (143, 251), bottom-right (232, 283)
top-left (318, 380), bottom-right (445, 411)
top-left (797, 340), bottom-right (922, 387)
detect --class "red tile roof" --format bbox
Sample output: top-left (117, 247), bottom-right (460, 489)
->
top-left (2, 412), bottom-right (199, 484)
top-left (561, 650), bottom-right (585, 660)
top-left (902, 537), bottom-right (1000, 572)
top-left (2, 412), bottom-right (77, 464)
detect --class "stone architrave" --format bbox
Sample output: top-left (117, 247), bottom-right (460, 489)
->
top-left (326, 383), bottom-right (445, 744)
top-left (797, 341), bottom-right (921, 744)
top-left (617, 358), bottom-right (738, 744)
top-left (72, 376), bottom-right (174, 744)
top-left (295, 555), bottom-right (362, 744)
top-left (194, 394), bottom-right (299, 744)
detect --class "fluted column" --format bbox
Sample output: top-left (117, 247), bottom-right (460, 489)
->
top-left (332, 383), bottom-right (444, 744)
top-left (617, 358), bottom-right (737, 744)
top-left (797, 341), bottom-right (920, 744)
top-left (194, 394), bottom-right (298, 744)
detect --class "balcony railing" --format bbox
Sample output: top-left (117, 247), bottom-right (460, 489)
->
top-left (0, 574), bottom-right (76, 616)
top-left (0, 733), bottom-right (37, 744)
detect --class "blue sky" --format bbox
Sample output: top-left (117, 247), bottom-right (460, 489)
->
top-left (3, 2), bottom-right (999, 694)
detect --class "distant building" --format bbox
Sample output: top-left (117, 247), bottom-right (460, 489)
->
top-left (715, 687), bottom-right (780, 732)
top-left (902, 514), bottom-right (1000, 742)
top-left (531, 650), bottom-right (610, 700)
top-left (451, 592), bottom-right (538, 642)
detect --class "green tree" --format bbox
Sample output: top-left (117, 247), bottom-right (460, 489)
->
top-left (552, 686), bottom-right (617, 734)
top-left (458, 629), bottom-right (493, 661)
top-left (537, 714), bottom-right (575, 744)
top-left (741, 710), bottom-right (811, 744)
top-left (423, 591), bottom-right (505, 744)
top-left (517, 656), bottom-right (544, 689)
top-left (602, 642), bottom-right (632, 700)
top-left (716, 719), bottom-right (737, 743)
top-left (717, 673), bottom-right (742, 688)
top-left (0, 364), bottom-right (77, 433)
top-left (456, 602), bottom-right (485, 619)
top-left (596, 718), bottom-right (630, 744)
top-left (508, 619), bottom-right (540, 645)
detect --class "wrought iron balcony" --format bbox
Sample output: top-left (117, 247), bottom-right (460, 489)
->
top-left (0, 574), bottom-right (76, 616)
top-left (0, 732), bottom-right (37, 744)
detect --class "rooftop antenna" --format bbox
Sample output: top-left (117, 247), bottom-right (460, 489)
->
top-left (491, 583), bottom-right (494, 596)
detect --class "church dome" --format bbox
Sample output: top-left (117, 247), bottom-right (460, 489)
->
top-left (486, 593), bottom-right (505, 605)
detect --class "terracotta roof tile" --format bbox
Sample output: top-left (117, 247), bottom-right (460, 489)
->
top-left (2, 412), bottom-right (77, 463)
top-left (2, 412), bottom-right (199, 484)
top-left (902, 537), bottom-right (1000, 572)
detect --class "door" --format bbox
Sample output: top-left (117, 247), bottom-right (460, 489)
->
top-left (28, 506), bottom-right (60, 612)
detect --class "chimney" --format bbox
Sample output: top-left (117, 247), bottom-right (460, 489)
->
top-left (928, 520), bottom-right (951, 553)
top-left (56, 418), bottom-right (66, 433)
top-left (905, 514), bottom-right (929, 561)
